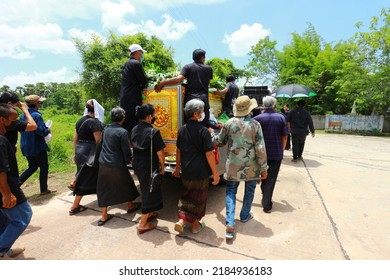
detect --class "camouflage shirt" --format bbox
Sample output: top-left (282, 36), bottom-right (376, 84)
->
top-left (212, 116), bottom-right (268, 181)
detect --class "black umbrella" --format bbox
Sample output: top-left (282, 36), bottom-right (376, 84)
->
top-left (273, 84), bottom-right (317, 98)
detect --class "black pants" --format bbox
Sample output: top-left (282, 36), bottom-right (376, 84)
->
top-left (285, 133), bottom-right (291, 150)
top-left (19, 150), bottom-right (49, 193)
top-left (260, 160), bottom-right (282, 211)
top-left (291, 133), bottom-right (307, 159)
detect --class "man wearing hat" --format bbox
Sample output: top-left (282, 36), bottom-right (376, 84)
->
top-left (19, 95), bottom-right (55, 196)
top-left (213, 95), bottom-right (268, 240)
top-left (119, 43), bottom-right (148, 134)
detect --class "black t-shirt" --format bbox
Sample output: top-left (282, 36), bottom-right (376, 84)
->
top-left (176, 120), bottom-right (213, 180)
top-left (5, 119), bottom-right (28, 152)
top-left (119, 57), bottom-right (148, 109)
top-left (131, 122), bottom-right (166, 172)
top-left (75, 116), bottom-right (103, 142)
top-left (181, 62), bottom-right (213, 104)
top-left (223, 82), bottom-right (239, 110)
top-left (0, 135), bottom-right (26, 208)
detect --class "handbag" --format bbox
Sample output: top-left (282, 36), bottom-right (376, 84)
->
top-left (148, 128), bottom-right (163, 193)
top-left (86, 142), bottom-right (102, 168)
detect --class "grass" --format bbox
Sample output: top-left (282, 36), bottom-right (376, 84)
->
top-left (16, 110), bottom-right (79, 203)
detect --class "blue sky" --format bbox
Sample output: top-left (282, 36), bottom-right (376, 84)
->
top-left (0, 0), bottom-right (388, 89)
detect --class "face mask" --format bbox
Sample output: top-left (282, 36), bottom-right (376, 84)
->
top-left (151, 116), bottom-right (156, 124)
top-left (198, 112), bottom-right (205, 122)
top-left (140, 55), bottom-right (145, 63)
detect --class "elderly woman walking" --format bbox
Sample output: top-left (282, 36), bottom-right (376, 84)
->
top-left (172, 99), bottom-right (219, 234)
top-left (96, 107), bottom-right (140, 226)
top-left (131, 104), bottom-right (166, 234)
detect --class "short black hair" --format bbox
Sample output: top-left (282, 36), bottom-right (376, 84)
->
top-left (226, 74), bottom-right (235, 82)
top-left (135, 104), bottom-right (155, 120)
top-left (297, 100), bottom-right (306, 107)
top-left (192, 49), bottom-right (206, 62)
top-left (0, 103), bottom-right (15, 119)
top-left (0, 91), bottom-right (20, 104)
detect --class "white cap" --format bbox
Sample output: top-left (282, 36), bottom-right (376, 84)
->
top-left (129, 44), bottom-right (147, 53)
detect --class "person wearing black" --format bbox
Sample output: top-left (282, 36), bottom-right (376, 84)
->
top-left (119, 44), bottom-right (148, 135)
top-left (172, 99), bottom-right (219, 234)
top-left (69, 100), bottom-right (103, 215)
top-left (131, 104), bottom-right (165, 234)
top-left (215, 74), bottom-right (239, 118)
top-left (286, 100), bottom-right (315, 162)
top-left (0, 91), bottom-right (37, 152)
top-left (281, 104), bottom-right (291, 150)
top-left (154, 49), bottom-right (213, 126)
top-left (96, 107), bottom-right (140, 226)
top-left (0, 104), bottom-right (33, 260)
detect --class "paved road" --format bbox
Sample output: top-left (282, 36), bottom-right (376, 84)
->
top-left (11, 133), bottom-right (390, 260)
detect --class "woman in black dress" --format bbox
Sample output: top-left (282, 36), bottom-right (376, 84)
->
top-left (96, 107), bottom-right (140, 226)
top-left (131, 104), bottom-right (165, 234)
top-left (69, 100), bottom-right (103, 215)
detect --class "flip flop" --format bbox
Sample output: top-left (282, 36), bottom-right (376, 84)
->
top-left (137, 222), bottom-right (156, 234)
top-left (69, 205), bottom-right (87, 216)
top-left (97, 214), bottom-right (113, 226)
top-left (127, 202), bottom-right (141, 214)
top-left (191, 220), bottom-right (205, 234)
top-left (174, 221), bottom-right (185, 233)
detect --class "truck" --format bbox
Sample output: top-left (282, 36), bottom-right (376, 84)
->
top-left (142, 85), bottom-right (227, 175)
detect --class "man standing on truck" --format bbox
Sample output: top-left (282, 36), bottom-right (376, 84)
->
top-left (214, 74), bottom-right (239, 118)
top-left (154, 49), bottom-right (213, 127)
top-left (119, 44), bottom-right (148, 134)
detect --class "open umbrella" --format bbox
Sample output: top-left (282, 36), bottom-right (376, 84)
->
top-left (273, 84), bottom-right (317, 98)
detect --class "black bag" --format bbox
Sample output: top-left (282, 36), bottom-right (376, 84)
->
top-left (149, 170), bottom-right (163, 193)
top-left (86, 142), bottom-right (102, 167)
top-left (148, 128), bottom-right (163, 193)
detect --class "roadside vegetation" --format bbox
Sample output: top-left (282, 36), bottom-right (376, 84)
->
top-left (2, 8), bottom-right (389, 200)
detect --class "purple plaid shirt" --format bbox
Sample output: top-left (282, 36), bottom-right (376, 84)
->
top-left (253, 109), bottom-right (288, 160)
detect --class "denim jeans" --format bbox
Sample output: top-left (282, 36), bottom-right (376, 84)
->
top-left (225, 180), bottom-right (257, 227)
top-left (0, 200), bottom-right (33, 255)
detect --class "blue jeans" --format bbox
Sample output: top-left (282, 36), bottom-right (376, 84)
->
top-left (0, 200), bottom-right (33, 255)
top-left (225, 180), bottom-right (257, 227)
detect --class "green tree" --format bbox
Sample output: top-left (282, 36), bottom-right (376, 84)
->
top-left (246, 36), bottom-right (281, 85)
top-left (74, 32), bottom-right (176, 109)
top-left (206, 57), bottom-right (243, 88)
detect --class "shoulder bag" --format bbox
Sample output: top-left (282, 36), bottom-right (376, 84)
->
top-left (149, 128), bottom-right (163, 192)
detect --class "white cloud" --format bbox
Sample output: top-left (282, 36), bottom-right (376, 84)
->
top-left (0, 67), bottom-right (78, 88)
top-left (101, 0), bottom-right (136, 30)
top-left (0, 0), bottom-right (100, 24)
top-left (0, 23), bottom-right (76, 59)
top-left (68, 28), bottom-right (105, 43)
top-left (223, 23), bottom-right (271, 57)
top-left (117, 14), bottom-right (196, 41)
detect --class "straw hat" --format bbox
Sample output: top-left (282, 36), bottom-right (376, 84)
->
top-left (233, 95), bottom-right (258, 117)
top-left (25, 95), bottom-right (46, 104)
